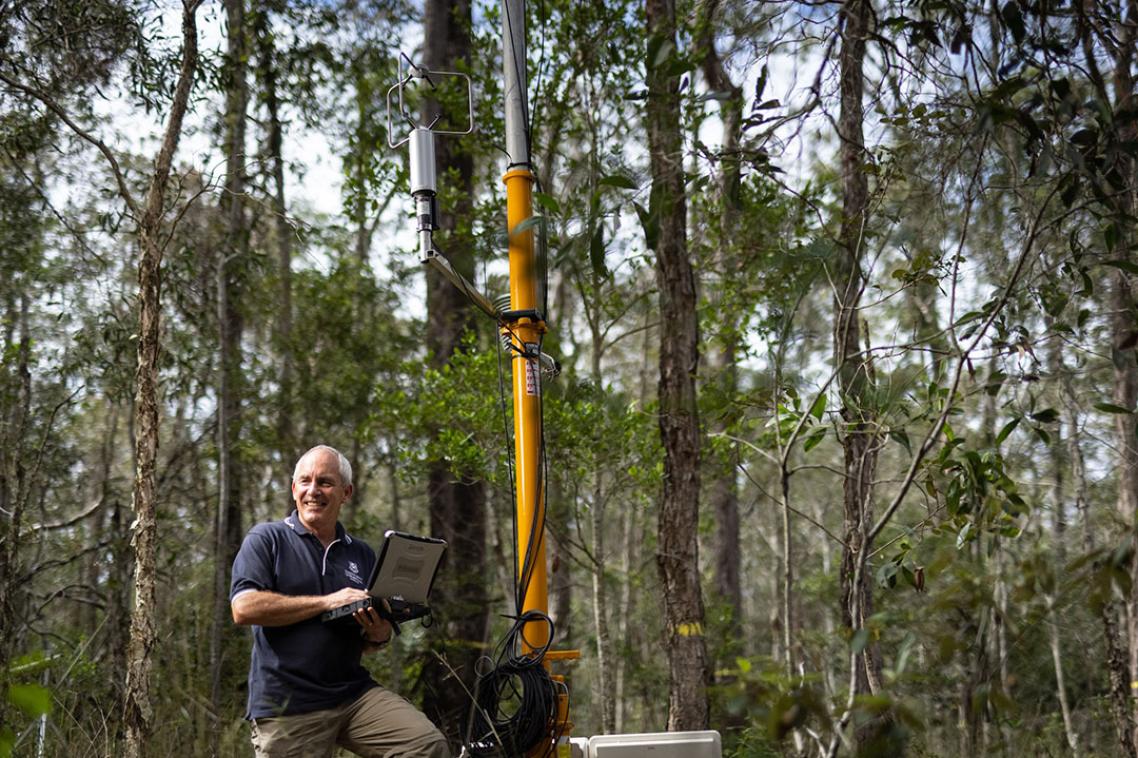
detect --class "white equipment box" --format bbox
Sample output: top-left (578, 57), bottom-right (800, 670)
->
top-left (585, 730), bottom-right (722, 757)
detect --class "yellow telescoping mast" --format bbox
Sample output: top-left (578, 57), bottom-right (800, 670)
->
top-left (501, 0), bottom-right (546, 655)
top-left (501, 2), bottom-right (578, 753)
top-left (387, 2), bottom-right (576, 751)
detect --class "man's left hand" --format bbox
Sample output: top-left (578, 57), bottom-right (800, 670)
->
top-left (353, 603), bottom-right (393, 645)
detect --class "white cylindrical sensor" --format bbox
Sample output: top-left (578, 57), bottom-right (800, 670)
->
top-left (409, 127), bottom-right (437, 196)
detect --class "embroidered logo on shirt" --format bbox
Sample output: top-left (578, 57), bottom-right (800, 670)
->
top-left (346, 562), bottom-right (363, 584)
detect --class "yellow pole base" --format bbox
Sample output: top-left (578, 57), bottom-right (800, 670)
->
top-left (525, 650), bottom-right (581, 757)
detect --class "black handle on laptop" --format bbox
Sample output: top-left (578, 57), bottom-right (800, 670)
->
top-left (374, 601), bottom-right (403, 636)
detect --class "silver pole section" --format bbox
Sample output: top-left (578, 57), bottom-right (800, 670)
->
top-left (502, 0), bottom-right (529, 168)
top-left (423, 251), bottom-right (500, 319)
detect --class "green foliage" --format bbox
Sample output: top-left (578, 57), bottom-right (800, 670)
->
top-left (932, 432), bottom-right (1029, 522)
top-left (710, 656), bottom-right (833, 755)
top-left (2, 674), bottom-right (52, 757)
top-left (392, 338), bottom-right (503, 482)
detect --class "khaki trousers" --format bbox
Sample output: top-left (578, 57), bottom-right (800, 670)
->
top-left (250, 686), bottom-right (450, 758)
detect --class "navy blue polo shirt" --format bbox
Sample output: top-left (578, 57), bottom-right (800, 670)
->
top-left (230, 511), bottom-right (377, 719)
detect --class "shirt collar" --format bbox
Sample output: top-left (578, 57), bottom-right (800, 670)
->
top-left (283, 510), bottom-right (353, 544)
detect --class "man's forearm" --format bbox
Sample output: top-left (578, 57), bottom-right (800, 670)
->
top-left (231, 590), bottom-right (332, 627)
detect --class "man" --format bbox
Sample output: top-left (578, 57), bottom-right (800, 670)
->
top-left (231, 445), bottom-right (449, 757)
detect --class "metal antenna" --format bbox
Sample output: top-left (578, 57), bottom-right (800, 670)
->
top-left (386, 53), bottom-right (496, 319)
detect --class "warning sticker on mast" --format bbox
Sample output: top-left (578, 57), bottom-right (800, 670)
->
top-left (525, 357), bottom-right (540, 396)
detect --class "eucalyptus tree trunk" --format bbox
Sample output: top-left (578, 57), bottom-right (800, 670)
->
top-left (616, 311), bottom-right (657, 734)
top-left (539, 132), bottom-right (572, 655)
top-left (834, 0), bottom-right (883, 712)
top-left (122, 5), bottom-right (201, 755)
top-left (646, 0), bottom-right (709, 730)
top-left (697, 0), bottom-right (744, 641)
top-left (1046, 331), bottom-right (1079, 754)
top-left (615, 497), bottom-right (635, 734)
top-left (1071, 4), bottom-right (1138, 752)
top-left (1046, 592), bottom-right (1077, 755)
top-left (81, 406), bottom-right (118, 636)
top-left (549, 488), bottom-right (573, 647)
top-left (1063, 360), bottom-right (1136, 756)
top-left (0, 291), bottom-right (31, 731)
top-left (254, 3), bottom-right (295, 461)
top-left (589, 450), bottom-right (616, 734)
top-left (586, 272), bottom-right (616, 733)
top-left (420, 0), bottom-right (489, 745)
top-left (1103, 10), bottom-right (1138, 745)
top-left (209, 0), bottom-right (248, 748)
top-left (771, 319), bottom-right (798, 676)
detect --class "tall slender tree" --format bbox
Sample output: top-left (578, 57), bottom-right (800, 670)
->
top-left (1101, 6), bottom-right (1138, 744)
top-left (253, 2), bottom-right (296, 464)
top-left (209, 0), bottom-right (248, 749)
top-left (121, 4), bottom-right (203, 753)
top-left (834, 0), bottom-right (883, 709)
top-left (0, 290), bottom-right (31, 733)
top-left (645, 0), bottom-right (709, 731)
top-left (696, 0), bottom-right (745, 640)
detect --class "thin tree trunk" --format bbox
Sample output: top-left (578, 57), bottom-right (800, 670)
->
top-left (772, 322), bottom-right (797, 676)
top-left (210, 1), bottom-right (248, 748)
top-left (122, 5), bottom-right (201, 755)
top-left (83, 403), bottom-right (121, 638)
top-left (815, 497), bottom-right (836, 696)
top-left (0, 291), bottom-right (31, 731)
top-left (544, 213), bottom-right (572, 653)
top-left (697, 0), bottom-right (744, 642)
top-left (708, 348), bottom-right (740, 614)
top-left (1104, 10), bottom-right (1138, 742)
top-left (547, 448), bottom-right (572, 647)
top-left (1046, 594), bottom-right (1078, 755)
top-left (616, 313), bottom-right (655, 734)
top-left (614, 495), bottom-right (634, 734)
top-left (590, 479), bottom-right (615, 733)
top-left (961, 535), bottom-right (987, 756)
top-left (1072, 5), bottom-right (1138, 749)
top-left (835, 0), bottom-right (883, 723)
top-left (352, 58), bottom-right (372, 266)
top-left (587, 312), bottom-right (615, 733)
top-left (1047, 331), bottom-right (1079, 754)
top-left (994, 538), bottom-right (1011, 752)
top-left (1064, 365), bottom-right (1136, 756)
top-left (646, 0), bottom-right (709, 730)
top-left (254, 3), bottom-right (295, 462)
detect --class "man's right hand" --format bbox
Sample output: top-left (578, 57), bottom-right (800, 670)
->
top-left (324, 586), bottom-right (371, 611)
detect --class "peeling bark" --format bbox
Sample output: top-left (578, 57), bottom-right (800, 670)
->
top-left (647, 0), bottom-right (709, 730)
top-left (122, 4), bottom-right (201, 755)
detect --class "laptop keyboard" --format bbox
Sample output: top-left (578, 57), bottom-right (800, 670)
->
top-left (320, 597), bottom-right (430, 625)
top-left (321, 598), bottom-right (372, 622)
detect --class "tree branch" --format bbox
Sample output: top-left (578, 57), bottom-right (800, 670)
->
top-left (0, 70), bottom-right (140, 217)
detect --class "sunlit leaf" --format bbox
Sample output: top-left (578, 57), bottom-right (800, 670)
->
top-left (8, 683), bottom-right (52, 717)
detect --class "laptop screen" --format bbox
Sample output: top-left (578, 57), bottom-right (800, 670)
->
top-left (368, 530), bottom-right (447, 604)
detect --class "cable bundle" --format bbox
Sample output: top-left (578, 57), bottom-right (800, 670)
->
top-left (465, 611), bottom-right (559, 757)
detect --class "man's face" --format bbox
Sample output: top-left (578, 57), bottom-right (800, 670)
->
top-left (291, 449), bottom-right (353, 535)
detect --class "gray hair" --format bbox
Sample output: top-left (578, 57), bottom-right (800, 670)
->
top-left (293, 445), bottom-right (353, 487)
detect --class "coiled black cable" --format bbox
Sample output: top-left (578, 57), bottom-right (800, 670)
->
top-left (466, 611), bottom-right (559, 756)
